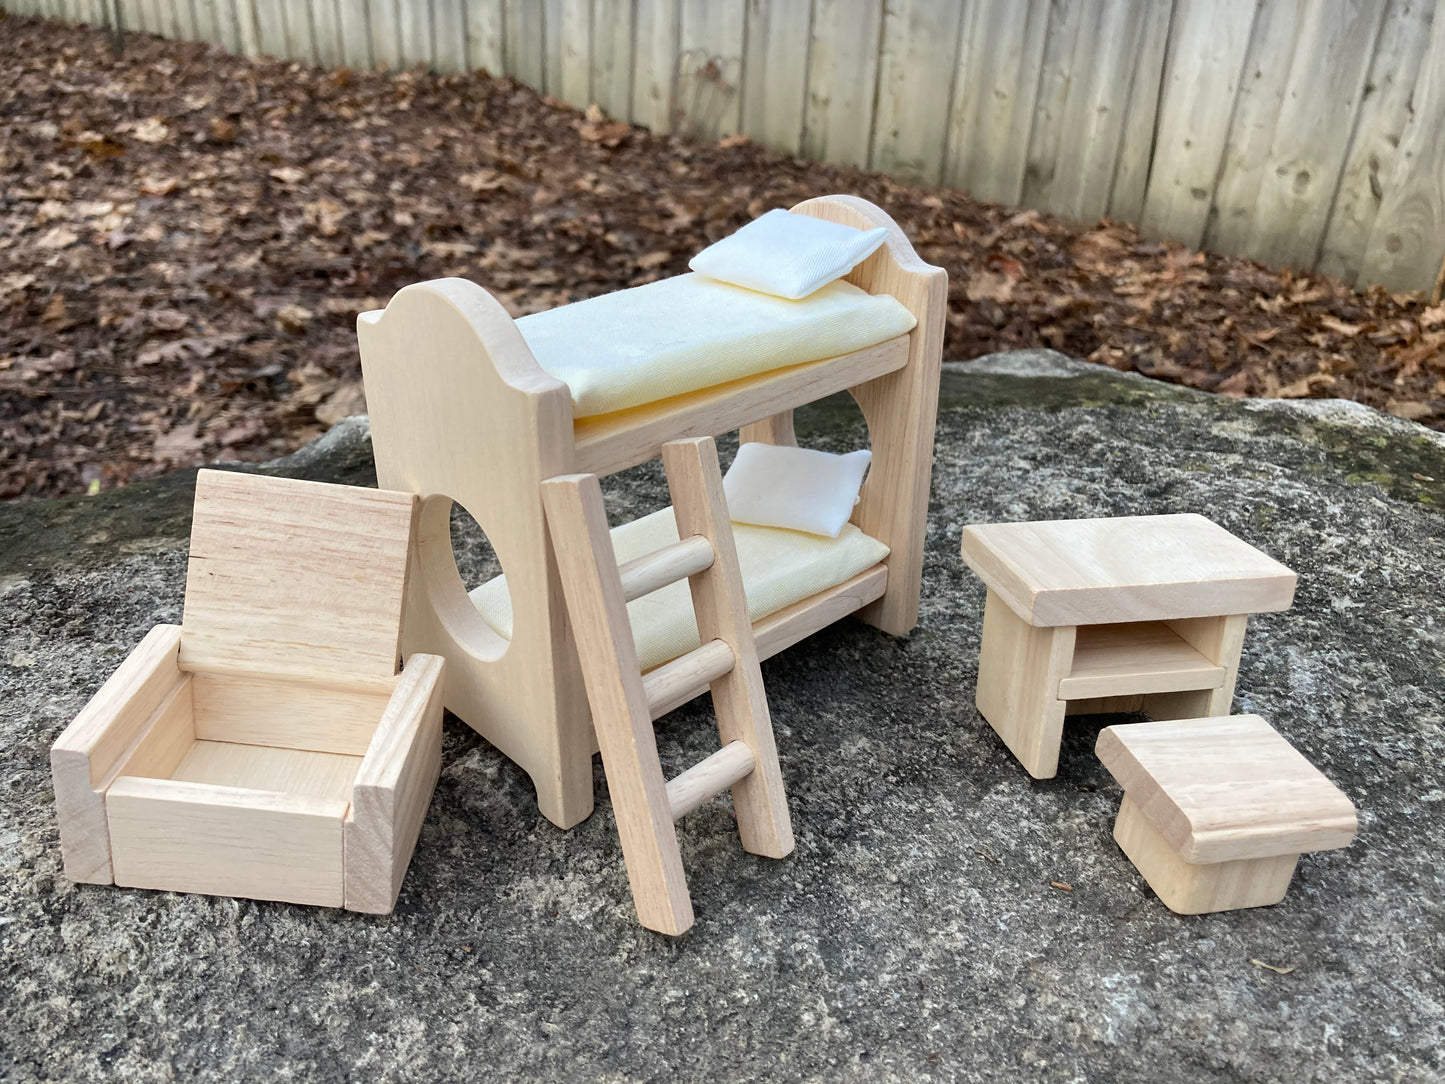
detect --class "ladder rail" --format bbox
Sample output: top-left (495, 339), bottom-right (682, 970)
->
top-left (541, 436), bottom-right (794, 936)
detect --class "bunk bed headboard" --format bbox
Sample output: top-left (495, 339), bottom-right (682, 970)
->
top-left (357, 279), bottom-right (595, 828)
top-left (788, 196), bottom-right (948, 637)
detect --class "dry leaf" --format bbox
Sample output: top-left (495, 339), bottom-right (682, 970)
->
top-left (1249, 959), bottom-right (1296, 975)
top-left (36, 226), bottom-right (79, 249)
top-left (304, 198), bottom-right (348, 237)
top-left (315, 380), bottom-right (367, 426)
top-left (1049, 881), bottom-right (1073, 892)
top-left (275, 303), bottom-right (314, 333)
top-left (269, 166), bottom-right (305, 185)
top-left (1319, 315), bottom-right (1364, 336)
top-left (153, 421), bottom-right (205, 462)
top-left (131, 117), bottom-right (170, 143)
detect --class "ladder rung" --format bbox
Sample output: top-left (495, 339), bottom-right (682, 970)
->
top-left (617, 535), bottom-right (715, 603)
top-left (642, 639), bottom-right (735, 720)
top-left (666, 741), bottom-right (756, 820)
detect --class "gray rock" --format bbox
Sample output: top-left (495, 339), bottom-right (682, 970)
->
top-left (2, 357), bottom-right (1442, 1083)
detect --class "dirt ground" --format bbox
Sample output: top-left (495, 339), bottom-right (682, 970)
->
top-left (2, 14), bottom-right (1443, 502)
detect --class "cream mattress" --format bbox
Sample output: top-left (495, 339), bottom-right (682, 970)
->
top-left (470, 507), bottom-right (890, 672)
top-left (515, 273), bottom-right (916, 419)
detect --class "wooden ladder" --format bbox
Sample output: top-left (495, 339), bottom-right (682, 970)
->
top-left (540, 436), bottom-right (794, 935)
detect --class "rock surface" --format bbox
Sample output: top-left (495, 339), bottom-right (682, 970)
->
top-left (2, 355), bottom-right (1442, 1083)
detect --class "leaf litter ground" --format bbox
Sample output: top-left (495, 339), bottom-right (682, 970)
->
top-left (3, 15), bottom-right (1443, 501)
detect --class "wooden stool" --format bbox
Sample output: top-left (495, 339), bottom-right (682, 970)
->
top-left (959, 513), bottom-right (1297, 778)
top-left (1095, 715), bottom-right (1357, 914)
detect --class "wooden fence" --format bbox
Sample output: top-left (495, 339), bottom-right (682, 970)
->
top-left (8, 0), bottom-right (1445, 294)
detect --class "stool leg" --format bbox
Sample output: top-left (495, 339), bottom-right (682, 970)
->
top-left (975, 590), bottom-right (1075, 778)
top-left (1113, 796), bottom-right (1298, 913)
top-left (1143, 615), bottom-right (1249, 719)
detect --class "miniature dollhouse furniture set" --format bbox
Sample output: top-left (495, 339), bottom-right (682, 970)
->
top-left (50, 195), bottom-right (1356, 930)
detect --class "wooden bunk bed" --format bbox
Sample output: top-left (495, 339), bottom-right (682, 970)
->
top-left (356, 195), bottom-right (947, 830)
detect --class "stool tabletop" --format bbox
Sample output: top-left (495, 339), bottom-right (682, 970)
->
top-left (959, 513), bottom-right (1296, 626)
top-left (1096, 715), bottom-right (1357, 863)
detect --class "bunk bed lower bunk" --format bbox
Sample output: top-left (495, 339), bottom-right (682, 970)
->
top-left (356, 195), bottom-right (947, 829)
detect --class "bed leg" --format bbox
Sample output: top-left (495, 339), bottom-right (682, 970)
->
top-left (739, 411), bottom-right (797, 447)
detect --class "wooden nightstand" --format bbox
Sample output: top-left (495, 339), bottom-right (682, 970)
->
top-left (960, 514), bottom-right (1297, 778)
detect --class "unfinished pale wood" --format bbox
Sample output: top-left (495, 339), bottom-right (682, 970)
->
top-left (168, 742), bottom-right (361, 803)
top-left (1159, 613), bottom-right (1248, 717)
top-left (115, 677), bottom-right (196, 781)
top-left (974, 589), bottom-right (1075, 779)
top-left (737, 411), bottom-right (797, 448)
top-left (107, 776), bottom-right (347, 907)
top-left (179, 470), bottom-right (418, 684)
top-left (1113, 795), bottom-right (1301, 915)
top-left (1058, 622), bottom-right (1226, 701)
top-left (663, 437), bottom-right (793, 861)
top-left (793, 194), bottom-right (947, 637)
top-left (344, 652), bottom-right (446, 914)
top-left (50, 624), bottom-right (187, 884)
top-left (666, 741), bottom-right (755, 821)
top-left (571, 334), bottom-right (909, 478)
top-left (357, 197), bottom-right (942, 827)
top-left (1096, 716), bottom-right (1359, 865)
top-left (642, 639), bottom-right (736, 721)
top-left (540, 471), bottom-right (696, 934)
top-left (751, 565), bottom-right (889, 661)
top-left (618, 535), bottom-right (715, 603)
top-left (541, 436), bottom-right (794, 933)
top-left (190, 672), bottom-right (391, 756)
top-left (359, 278), bottom-right (595, 830)
top-left (960, 514), bottom-right (1298, 628)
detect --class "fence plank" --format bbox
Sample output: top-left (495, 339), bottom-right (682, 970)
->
top-left (368, 0), bottom-right (400, 66)
top-left (801, 0), bottom-right (883, 168)
top-left (1202, 0), bottom-right (1301, 256)
top-left (504, 0), bottom-right (545, 85)
top-left (398, 0), bottom-right (431, 66)
top-left (557, 0), bottom-right (591, 106)
top-left (335, 0), bottom-right (372, 67)
top-left (1018, 0), bottom-right (1085, 211)
top-left (632, 0), bottom-right (678, 133)
top-left (1141, 0), bottom-right (1259, 248)
top-left (173, 0), bottom-right (198, 39)
top-left (1033, 0), bottom-right (1153, 221)
top-left (1359, 0), bottom-right (1445, 291)
top-left (1245, 0), bottom-right (1384, 268)
top-left (313, 0), bottom-right (348, 65)
top-left (870, 0), bottom-right (964, 183)
top-left (1106, 0), bottom-right (1173, 223)
top-left (943, 0), bottom-right (1049, 206)
top-left (252, 0), bottom-right (286, 56)
top-left (1318, 0), bottom-right (1435, 282)
top-left (676, 0), bottom-right (745, 139)
top-left (433, 0), bottom-right (467, 71)
top-left (590, 0), bottom-right (633, 118)
top-left (740, 0), bottom-right (812, 155)
top-left (466, 0), bottom-right (505, 72)
top-left (234, 0), bottom-right (261, 55)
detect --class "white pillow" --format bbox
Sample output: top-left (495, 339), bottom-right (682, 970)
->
top-left (723, 442), bottom-right (871, 538)
top-left (689, 209), bottom-right (889, 300)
